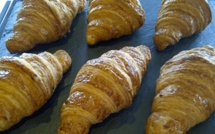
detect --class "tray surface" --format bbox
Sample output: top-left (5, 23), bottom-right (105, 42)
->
top-left (0, 0), bottom-right (215, 134)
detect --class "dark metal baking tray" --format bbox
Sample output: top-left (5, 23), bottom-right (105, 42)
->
top-left (0, 0), bottom-right (215, 133)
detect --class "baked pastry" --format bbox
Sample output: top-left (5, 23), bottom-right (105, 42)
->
top-left (58, 45), bottom-right (151, 134)
top-left (86, 0), bottom-right (145, 45)
top-left (146, 45), bottom-right (215, 133)
top-left (154, 0), bottom-right (212, 51)
top-left (6, 0), bottom-right (86, 53)
top-left (0, 50), bottom-right (72, 131)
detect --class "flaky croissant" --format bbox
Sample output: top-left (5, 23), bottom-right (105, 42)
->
top-left (154, 0), bottom-right (212, 51)
top-left (146, 45), bottom-right (215, 134)
top-left (0, 50), bottom-right (72, 131)
top-left (86, 0), bottom-right (145, 45)
top-left (6, 0), bottom-right (86, 53)
top-left (58, 45), bottom-right (151, 134)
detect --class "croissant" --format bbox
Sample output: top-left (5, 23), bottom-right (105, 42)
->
top-left (58, 45), bottom-right (151, 134)
top-left (86, 0), bottom-right (145, 45)
top-left (6, 0), bottom-right (86, 53)
top-left (145, 45), bottom-right (215, 134)
top-left (154, 0), bottom-right (212, 51)
top-left (0, 50), bottom-right (72, 131)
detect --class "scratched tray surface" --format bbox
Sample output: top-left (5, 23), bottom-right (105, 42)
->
top-left (0, 0), bottom-right (215, 134)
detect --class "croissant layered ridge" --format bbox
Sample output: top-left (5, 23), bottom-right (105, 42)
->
top-left (6, 0), bottom-right (86, 53)
top-left (0, 50), bottom-right (72, 131)
top-left (86, 0), bottom-right (145, 45)
top-left (146, 45), bottom-right (215, 134)
top-left (154, 0), bottom-right (212, 51)
top-left (58, 45), bottom-right (151, 134)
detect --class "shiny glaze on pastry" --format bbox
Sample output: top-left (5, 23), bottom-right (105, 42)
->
top-left (146, 45), bottom-right (215, 134)
top-left (6, 0), bottom-right (86, 53)
top-left (154, 0), bottom-right (212, 51)
top-left (58, 45), bottom-right (151, 134)
top-left (0, 50), bottom-right (71, 131)
top-left (86, 0), bottom-right (145, 45)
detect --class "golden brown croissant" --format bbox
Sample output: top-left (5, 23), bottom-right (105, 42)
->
top-left (6, 0), bottom-right (86, 53)
top-left (154, 0), bottom-right (212, 51)
top-left (58, 45), bottom-right (151, 134)
top-left (146, 45), bottom-right (215, 134)
top-left (0, 50), bottom-right (72, 131)
top-left (86, 0), bottom-right (145, 45)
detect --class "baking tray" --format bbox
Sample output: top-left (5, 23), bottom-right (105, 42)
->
top-left (0, 0), bottom-right (215, 134)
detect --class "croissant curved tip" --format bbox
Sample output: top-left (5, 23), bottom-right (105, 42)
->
top-left (154, 33), bottom-right (174, 51)
top-left (54, 50), bottom-right (72, 73)
top-left (6, 37), bottom-right (33, 54)
top-left (147, 112), bottom-right (188, 133)
top-left (0, 118), bottom-right (11, 132)
top-left (136, 45), bottom-right (151, 62)
top-left (58, 115), bottom-right (91, 134)
top-left (86, 34), bottom-right (98, 45)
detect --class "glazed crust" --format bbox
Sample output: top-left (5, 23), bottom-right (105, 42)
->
top-left (6, 0), bottom-right (86, 53)
top-left (86, 0), bottom-right (145, 45)
top-left (58, 45), bottom-right (151, 134)
top-left (154, 0), bottom-right (212, 51)
top-left (146, 45), bottom-right (215, 134)
top-left (0, 50), bottom-right (72, 131)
